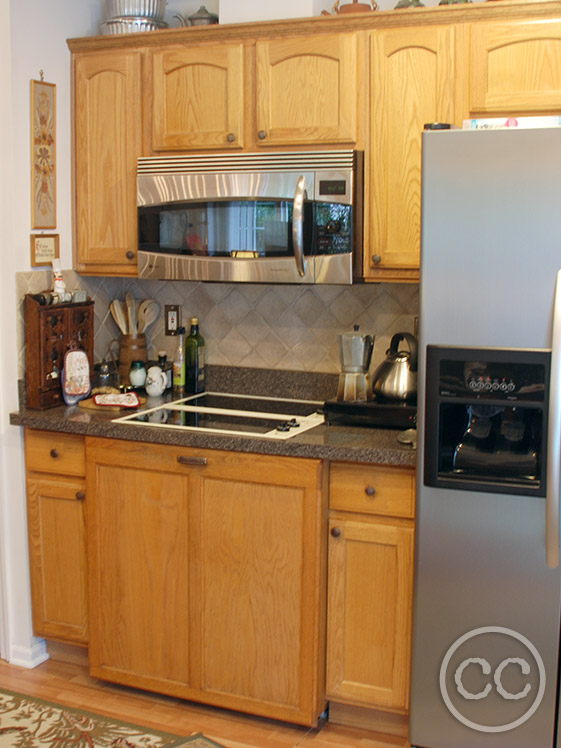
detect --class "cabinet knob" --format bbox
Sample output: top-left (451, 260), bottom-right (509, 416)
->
top-left (331, 526), bottom-right (342, 538)
top-left (75, 491), bottom-right (85, 501)
top-left (227, 132), bottom-right (236, 143)
top-left (49, 448), bottom-right (59, 459)
top-left (257, 130), bottom-right (267, 140)
top-left (126, 251), bottom-right (135, 260)
top-left (364, 485), bottom-right (376, 497)
top-left (371, 254), bottom-right (381, 265)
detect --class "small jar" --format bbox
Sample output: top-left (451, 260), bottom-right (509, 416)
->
top-left (129, 360), bottom-right (147, 387)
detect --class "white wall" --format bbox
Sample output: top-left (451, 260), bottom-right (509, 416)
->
top-left (2, 0), bottom-right (103, 665)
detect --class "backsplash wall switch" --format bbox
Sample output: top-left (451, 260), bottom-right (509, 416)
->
top-left (165, 305), bottom-right (180, 335)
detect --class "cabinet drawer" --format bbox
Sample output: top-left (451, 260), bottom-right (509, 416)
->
top-left (25, 430), bottom-right (86, 477)
top-left (329, 463), bottom-right (414, 519)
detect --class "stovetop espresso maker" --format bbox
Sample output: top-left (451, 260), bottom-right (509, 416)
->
top-left (336, 325), bottom-right (374, 402)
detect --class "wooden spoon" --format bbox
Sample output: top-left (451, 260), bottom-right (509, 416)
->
top-left (138, 299), bottom-right (160, 333)
top-left (110, 299), bottom-right (128, 335)
top-left (125, 292), bottom-right (137, 335)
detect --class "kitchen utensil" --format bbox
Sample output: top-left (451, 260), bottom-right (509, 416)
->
top-left (138, 299), bottom-right (159, 333)
top-left (105, 0), bottom-right (167, 20)
top-left (125, 292), bottom-right (137, 335)
top-left (336, 325), bottom-right (374, 402)
top-left (110, 300), bottom-right (128, 335)
top-left (371, 332), bottom-right (418, 402)
top-left (174, 5), bottom-right (218, 25)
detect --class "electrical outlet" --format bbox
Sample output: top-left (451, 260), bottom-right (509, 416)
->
top-left (165, 305), bottom-right (180, 335)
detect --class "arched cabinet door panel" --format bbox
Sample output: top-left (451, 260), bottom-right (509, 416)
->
top-left (255, 33), bottom-right (358, 146)
top-left (151, 44), bottom-right (244, 150)
top-left (74, 51), bottom-right (142, 276)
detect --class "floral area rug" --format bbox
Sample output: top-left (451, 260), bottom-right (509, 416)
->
top-left (0, 688), bottom-right (226, 748)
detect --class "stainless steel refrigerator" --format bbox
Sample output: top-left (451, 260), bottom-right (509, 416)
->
top-left (410, 127), bottom-right (561, 748)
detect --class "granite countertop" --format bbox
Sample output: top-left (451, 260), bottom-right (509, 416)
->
top-left (10, 367), bottom-right (417, 468)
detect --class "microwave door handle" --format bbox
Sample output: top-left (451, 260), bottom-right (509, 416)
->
top-left (546, 268), bottom-right (561, 568)
top-left (292, 176), bottom-right (307, 278)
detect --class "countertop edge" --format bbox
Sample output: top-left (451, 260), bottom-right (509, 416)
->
top-left (9, 409), bottom-right (417, 468)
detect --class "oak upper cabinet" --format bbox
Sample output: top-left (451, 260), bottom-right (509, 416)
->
top-left (73, 50), bottom-right (142, 276)
top-left (326, 463), bottom-right (415, 719)
top-left (255, 33), bottom-right (358, 147)
top-left (151, 43), bottom-right (245, 150)
top-left (470, 20), bottom-right (561, 114)
top-left (368, 26), bottom-right (455, 282)
top-left (24, 430), bottom-right (88, 645)
top-left (86, 437), bottom-right (326, 727)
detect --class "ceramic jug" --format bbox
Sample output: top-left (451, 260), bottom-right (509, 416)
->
top-left (145, 365), bottom-right (167, 397)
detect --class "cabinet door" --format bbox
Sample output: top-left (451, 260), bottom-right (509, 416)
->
top-left (26, 473), bottom-right (88, 644)
top-left (74, 50), bottom-right (142, 276)
top-left (369, 27), bottom-right (455, 281)
top-left (255, 34), bottom-right (357, 146)
top-left (470, 21), bottom-right (561, 114)
top-left (196, 453), bottom-right (325, 726)
top-left (151, 44), bottom-right (244, 150)
top-left (326, 517), bottom-right (414, 711)
top-left (87, 445), bottom-right (192, 692)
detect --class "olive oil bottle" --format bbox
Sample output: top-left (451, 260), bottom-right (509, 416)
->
top-left (185, 317), bottom-right (205, 393)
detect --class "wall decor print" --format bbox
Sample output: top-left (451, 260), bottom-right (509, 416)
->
top-left (30, 233), bottom-right (59, 266)
top-left (31, 78), bottom-right (56, 229)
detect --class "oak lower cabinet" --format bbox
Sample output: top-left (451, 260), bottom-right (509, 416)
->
top-left (469, 20), bottom-right (561, 115)
top-left (368, 26), bottom-right (456, 282)
top-left (85, 437), bottom-right (327, 727)
top-left (326, 462), bottom-right (415, 735)
top-left (73, 49), bottom-right (142, 276)
top-left (24, 430), bottom-right (88, 645)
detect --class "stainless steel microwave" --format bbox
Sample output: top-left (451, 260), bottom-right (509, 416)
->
top-left (136, 150), bottom-right (363, 284)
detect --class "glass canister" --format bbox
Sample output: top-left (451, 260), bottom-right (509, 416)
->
top-left (129, 360), bottom-right (147, 387)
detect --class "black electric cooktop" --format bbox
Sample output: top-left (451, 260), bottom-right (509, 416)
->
top-left (113, 392), bottom-right (325, 439)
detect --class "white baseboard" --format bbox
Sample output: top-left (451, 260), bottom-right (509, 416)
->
top-left (9, 639), bottom-right (50, 668)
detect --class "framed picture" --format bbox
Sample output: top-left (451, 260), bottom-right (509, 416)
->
top-left (30, 79), bottom-right (56, 229)
top-left (30, 233), bottom-right (59, 266)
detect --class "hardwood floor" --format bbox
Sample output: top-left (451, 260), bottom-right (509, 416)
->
top-left (0, 644), bottom-right (409, 748)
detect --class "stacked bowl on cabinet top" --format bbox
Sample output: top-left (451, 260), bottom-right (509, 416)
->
top-left (100, 0), bottom-right (168, 34)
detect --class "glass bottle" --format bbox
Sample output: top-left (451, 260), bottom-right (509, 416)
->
top-left (158, 350), bottom-right (172, 390)
top-left (172, 326), bottom-right (186, 393)
top-left (185, 317), bottom-right (205, 393)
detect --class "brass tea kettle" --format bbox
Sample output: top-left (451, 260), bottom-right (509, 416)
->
top-left (372, 332), bottom-right (418, 402)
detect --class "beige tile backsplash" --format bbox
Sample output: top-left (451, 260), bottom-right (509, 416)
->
top-left (16, 270), bottom-right (419, 377)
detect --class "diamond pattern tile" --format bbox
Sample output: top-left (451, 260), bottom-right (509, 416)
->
top-left (16, 271), bottom-right (419, 377)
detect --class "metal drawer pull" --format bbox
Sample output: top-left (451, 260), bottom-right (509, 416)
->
top-left (177, 455), bottom-right (208, 467)
top-left (75, 491), bottom-right (85, 501)
top-left (49, 448), bottom-right (59, 459)
top-left (364, 485), bottom-right (376, 497)
top-left (331, 526), bottom-right (342, 538)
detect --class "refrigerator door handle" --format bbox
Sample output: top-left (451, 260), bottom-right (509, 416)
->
top-left (546, 269), bottom-right (561, 568)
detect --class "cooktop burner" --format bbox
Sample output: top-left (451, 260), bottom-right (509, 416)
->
top-left (113, 391), bottom-right (325, 439)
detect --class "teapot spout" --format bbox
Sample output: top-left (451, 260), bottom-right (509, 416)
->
top-left (173, 12), bottom-right (191, 25)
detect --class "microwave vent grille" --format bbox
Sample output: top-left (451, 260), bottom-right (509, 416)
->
top-left (138, 150), bottom-right (357, 175)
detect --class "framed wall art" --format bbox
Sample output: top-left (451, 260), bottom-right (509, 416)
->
top-left (30, 78), bottom-right (56, 229)
top-left (30, 233), bottom-right (59, 267)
